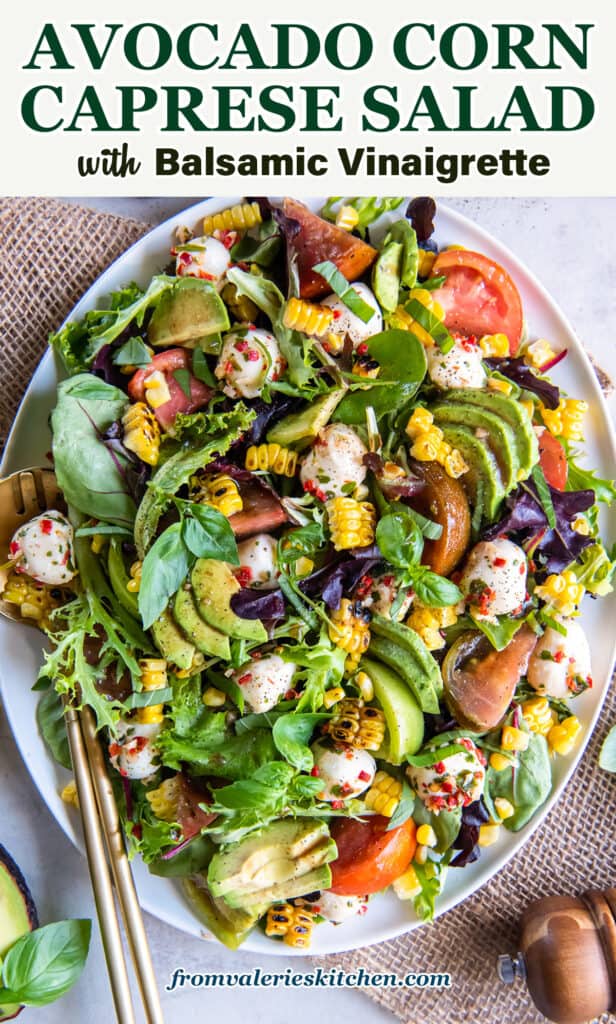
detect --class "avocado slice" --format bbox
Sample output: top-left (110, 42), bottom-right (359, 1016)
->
top-left (107, 537), bottom-right (139, 619)
top-left (227, 863), bottom-right (333, 912)
top-left (431, 403), bottom-right (519, 492)
top-left (148, 278), bottom-right (230, 349)
top-left (173, 588), bottom-right (231, 660)
top-left (360, 658), bottom-right (424, 763)
top-left (0, 845), bottom-right (39, 1022)
top-left (183, 876), bottom-right (259, 950)
top-left (370, 614), bottom-right (443, 697)
top-left (266, 390), bottom-right (345, 450)
top-left (372, 239), bottom-right (403, 313)
top-left (443, 388), bottom-right (539, 479)
top-left (437, 423), bottom-right (505, 521)
top-left (368, 635), bottom-right (439, 714)
top-left (191, 560), bottom-right (267, 643)
top-left (208, 819), bottom-right (335, 901)
top-left (151, 607), bottom-right (197, 670)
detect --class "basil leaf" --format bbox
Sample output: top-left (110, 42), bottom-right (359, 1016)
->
top-left (181, 503), bottom-right (239, 564)
top-left (470, 614), bottom-right (523, 652)
top-left (192, 348), bottom-right (216, 386)
top-left (486, 732), bottom-right (552, 831)
top-left (125, 687), bottom-right (173, 709)
top-left (172, 368), bottom-right (192, 399)
top-left (404, 506), bottom-right (443, 541)
top-left (230, 220), bottom-right (282, 267)
top-left (412, 570), bottom-right (462, 608)
top-left (531, 464), bottom-right (556, 529)
top-left (413, 797), bottom-right (462, 852)
top-left (112, 337), bottom-right (152, 368)
top-left (272, 713), bottom-right (330, 772)
top-left (386, 779), bottom-right (415, 830)
top-left (404, 297), bottom-right (454, 354)
top-left (599, 725), bottom-right (616, 772)
top-left (406, 742), bottom-right (468, 767)
top-left (312, 261), bottom-right (376, 323)
top-left (422, 275), bottom-right (446, 291)
top-left (138, 523), bottom-right (191, 629)
top-left (75, 522), bottom-right (132, 538)
top-left (0, 919), bottom-right (91, 1007)
top-left (335, 330), bottom-right (427, 423)
top-left (376, 508), bottom-right (423, 569)
top-left (36, 688), bottom-right (70, 770)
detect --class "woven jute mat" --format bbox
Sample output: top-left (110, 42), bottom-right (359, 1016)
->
top-left (1, 196), bottom-right (615, 1024)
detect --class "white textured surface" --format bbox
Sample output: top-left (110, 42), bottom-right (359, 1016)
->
top-left (3, 196), bottom-right (614, 1023)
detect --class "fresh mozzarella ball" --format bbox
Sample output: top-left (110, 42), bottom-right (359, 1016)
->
top-left (109, 721), bottom-right (162, 781)
top-left (175, 235), bottom-right (231, 290)
top-left (407, 737), bottom-right (485, 813)
top-left (460, 539), bottom-right (528, 622)
top-left (527, 616), bottom-right (592, 699)
top-left (427, 339), bottom-right (487, 390)
top-left (321, 284), bottom-right (383, 349)
top-left (363, 573), bottom-right (412, 621)
top-left (311, 741), bottom-right (376, 802)
top-left (314, 891), bottom-right (369, 923)
top-left (10, 511), bottom-right (76, 585)
top-left (236, 534), bottom-right (278, 589)
top-left (215, 327), bottom-right (283, 399)
top-left (299, 424), bottom-right (368, 500)
top-left (232, 655), bottom-right (296, 714)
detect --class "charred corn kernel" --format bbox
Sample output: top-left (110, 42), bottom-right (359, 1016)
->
top-left (265, 903), bottom-right (315, 948)
top-left (364, 770), bottom-right (402, 817)
top-left (221, 280), bottom-right (259, 323)
top-left (142, 370), bottom-right (171, 410)
top-left (442, 448), bottom-right (469, 479)
top-left (445, 243), bottom-right (466, 251)
top-left (90, 533), bottom-right (107, 554)
top-left (245, 443), bottom-right (297, 477)
top-left (1, 571), bottom-right (64, 630)
top-left (501, 725), bottom-right (530, 752)
top-left (417, 248), bottom-right (437, 278)
top-left (479, 333), bottom-right (510, 358)
top-left (540, 398), bottom-right (588, 442)
top-left (393, 864), bottom-right (423, 900)
top-left (487, 377), bottom-right (513, 396)
top-left (534, 569), bottom-right (585, 617)
top-left (146, 776), bottom-right (181, 822)
top-left (61, 780), bottom-right (79, 809)
top-left (327, 497), bottom-right (376, 552)
top-left (489, 752), bottom-right (513, 772)
top-left (548, 715), bottom-right (582, 756)
top-left (323, 686), bottom-right (345, 709)
top-left (411, 428), bottom-right (444, 462)
top-left (127, 561), bottom-right (142, 593)
top-left (414, 844), bottom-right (429, 865)
top-left (283, 297), bottom-right (334, 338)
top-left (352, 354), bottom-right (381, 380)
top-left (406, 601), bottom-right (458, 652)
top-left (294, 556), bottom-right (314, 578)
top-left (203, 686), bottom-right (226, 708)
top-left (406, 407), bottom-right (434, 439)
top-left (122, 402), bottom-right (161, 467)
top-left (328, 601), bottom-right (372, 674)
top-left (494, 797), bottom-right (515, 821)
top-left (478, 824), bottom-right (501, 847)
top-left (416, 824), bottom-right (438, 848)
top-left (137, 658), bottom-right (168, 725)
top-left (381, 462), bottom-right (405, 482)
top-left (335, 205), bottom-right (360, 232)
top-left (525, 339), bottom-right (556, 369)
top-left (521, 697), bottom-right (557, 737)
top-left (573, 516), bottom-right (591, 536)
top-left (354, 671), bottom-right (374, 702)
top-left (203, 202), bottom-right (262, 235)
top-left (324, 330), bottom-right (345, 354)
top-left (400, 289), bottom-right (445, 347)
top-left (192, 474), bottom-right (243, 517)
top-left (327, 696), bottom-right (385, 751)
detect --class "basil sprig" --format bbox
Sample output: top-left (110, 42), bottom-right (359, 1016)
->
top-left (376, 504), bottom-right (462, 610)
top-left (0, 919), bottom-right (91, 1008)
top-left (312, 261), bottom-right (376, 323)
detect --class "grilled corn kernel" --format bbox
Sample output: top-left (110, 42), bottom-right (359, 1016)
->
top-left (327, 696), bottom-right (386, 751)
top-left (142, 369), bottom-right (171, 410)
top-left (534, 570), bottom-right (585, 617)
top-left (265, 903), bottom-right (315, 948)
top-left (323, 686), bottom-right (345, 709)
top-left (442, 448), bottom-right (469, 479)
top-left (487, 377), bottom-right (513, 396)
top-left (414, 844), bottom-right (429, 865)
top-left (146, 776), bottom-right (181, 822)
top-left (416, 824), bottom-right (438, 848)
top-left (572, 516), bottom-right (591, 536)
top-left (122, 401), bottom-right (161, 467)
top-left (61, 780), bottom-right (79, 809)
top-left (324, 330), bottom-right (345, 354)
top-left (1, 571), bottom-right (65, 630)
top-left (479, 333), bottom-right (510, 358)
top-left (494, 797), bottom-right (515, 821)
top-left (294, 556), bottom-right (314, 578)
top-left (478, 824), bottom-right (501, 847)
top-left (490, 751), bottom-right (513, 772)
top-left (406, 407), bottom-right (435, 439)
top-left (501, 725), bottom-right (530, 752)
top-left (283, 296), bottom-right (334, 338)
top-left (137, 658), bottom-right (167, 725)
top-left (525, 339), bottom-right (556, 369)
top-left (328, 601), bottom-right (372, 674)
top-left (327, 497), bottom-right (376, 552)
top-left (548, 715), bottom-right (582, 756)
top-left (90, 533), bottom-right (107, 554)
top-left (521, 697), bottom-right (557, 737)
top-left (335, 205), bottom-right (360, 232)
top-left (393, 864), bottom-right (423, 899)
top-left (203, 686), bottom-right (226, 708)
top-left (203, 202), bottom-right (262, 235)
top-left (364, 771), bottom-right (402, 817)
top-left (127, 560), bottom-right (142, 594)
top-left (540, 398), bottom-right (589, 442)
top-left (354, 671), bottom-right (374, 702)
top-left (221, 280), bottom-right (259, 323)
top-left (192, 474), bottom-right (243, 517)
top-left (417, 248), bottom-right (437, 278)
top-left (406, 602), bottom-right (458, 652)
top-left (245, 443), bottom-right (297, 478)
top-left (352, 354), bottom-right (381, 380)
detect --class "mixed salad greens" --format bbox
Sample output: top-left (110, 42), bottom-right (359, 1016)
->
top-left (7, 195), bottom-right (616, 951)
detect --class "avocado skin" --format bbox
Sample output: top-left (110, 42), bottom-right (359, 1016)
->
top-left (368, 635), bottom-right (439, 714)
top-left (266, 390), bottom-right (345, 450)
top-left (173, 588), bottom-right (231, 660)
top-left (360, 657), bottom-right (424, 763)
top-left (107, 537), bottom-right (139, 619)
top-left (183, 876), bottom-right (259, 950)
top-left (151, 608), bottom-right (196, 670)
top-left (437, 423), bottom-right (505, 521)
top-left (227, 863), bottom-right (333, 912)
top-left (0, 845), bottom-right (39, 1021)
top-left (371, 615), bottom-right (443, 698)
top-left (444, 387), bottom-right (538, 477)
top-left (431, 403), bottom-right (519, 492)
top-left (148, 279), bottom-right (230, 349)
top-left (191, 560), bottom-right (267, 643)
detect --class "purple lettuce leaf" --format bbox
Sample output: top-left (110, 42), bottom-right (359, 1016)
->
top-left (92, 344), bottom-right (128, 391)
top-left (299, 546), bottom-right (381, 610)
top-left (485, 357), bottom-right (560, 409)
top-left (364, 452), bottom-right (425, 501)
top-left (243, 394), bottom-right (298, 445)
top-left (230, 587), bottom-right (285, 621)
top-left (450, 798), bottom-right (490, 867)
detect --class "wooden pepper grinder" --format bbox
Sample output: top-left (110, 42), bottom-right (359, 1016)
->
top-left (498, 888), bottom-right (616, 1023)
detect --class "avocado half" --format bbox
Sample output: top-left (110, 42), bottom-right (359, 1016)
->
top-left (0, 845), bottom-right (39, 1021)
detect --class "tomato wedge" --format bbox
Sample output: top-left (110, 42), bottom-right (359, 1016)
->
top-left (432, 249), bottom-right (524, 355)
top-left (128, 348), bottom-right (212, 431)
top-left (537, 428), bottom-right (568, 490)
top-left (329, 816), bottom-right (416, 896)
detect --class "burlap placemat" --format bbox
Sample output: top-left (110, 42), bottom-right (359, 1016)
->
top-left (1, 196), bottom-right (614, 1024)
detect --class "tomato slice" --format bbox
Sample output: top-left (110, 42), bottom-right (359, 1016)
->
top-left (537, 429), bottom-right (568, 490)
top-left (432, 249), bottom-right (524, 355)
top-left (329, 816), bottom-right (417, 896)
top-left (128, 348), bottom-right (213, 431)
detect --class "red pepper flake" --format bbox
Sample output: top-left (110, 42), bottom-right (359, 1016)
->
top-left (109, 742), bottom-right (121, 758)
top-left (358, 770), bottom-right (371, 782)
top-left (132, 824), bottom-right (143, 840)
top-left (284, 689), bottom-right (298, 700)
top-left (246, 348), bottom-right (260, 362)
top-left (40, 518), bottom-right (53, 535)
top-left (310, 766), bottom-right (320, 777)
top-left (344, 748), bottom-right (354, 760)
top-left (9, 541), bottom-right (19, 555)
top-left (493, 557), bottom-right (506, 568)
top-left (199, 271), bottom-right (216, 281)
top-left (341, 782), bottom-right (353, 795)
top-left (447, 795), bottom-right (458, 809)
top-left (62, 550), bottom-right (69, 565)
top-left (237, 673), bottom-right (253, 685)
top-left (178, 251), bottom-right (192, 266)
top-left (218, 229), bottom-right (237, 250)
top-left (441, 780), bottom-right (454, 794)
top-left (235, 339), bottom-right (248, 352)
top-left (235, 566), bottom-right (253, 587)
top-left (224, 360), bottom-right (234, 374)
top-left (434, 761), bottom-right (446, 774)
top-left (315, 488), bottom-right (327, 503)
top-left (553, 649), bottom-right (566, 663)
top-left (331, 799), bottom-right (345, 810)
top-left (333, 309), bottom-right (342, 320)
top-left (382, 574), bottom-right (394, 587)
top-left (357, 342), bottom-right (369, 355)
top-left (587, 675), bottom-right (593, 688)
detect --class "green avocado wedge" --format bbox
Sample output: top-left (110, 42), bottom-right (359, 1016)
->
top-left (437, 423), bottom-right (505, 521)
top-left (370, 614), bottom-right (443, 697)
top-left (431, 403), bottom-right (519, 492)
top-left (183, 876), bottom-right (259, 950)
top-left (360, 658), bottom-right (424, 763)
top-left (368, 635), bottom-right (439, 714)
top-left (191, 559), bottom-right (268, 643)
top-left (266, 390), bottom-right (345, 450)
top-left (229, 864), bottom-right (333, 912)
top-left (173, 588), bottom-right (231, 660)
top-left (443, 388), bottom-right (538, 479)
top-left (147, 278), bottom-right (230, 349)
top-left (151, 607), bottom-right (196, 670)
top-left (107, 537), bottom-right (139, 619)
top-left (0, 845), bottom-right (39, 1022)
